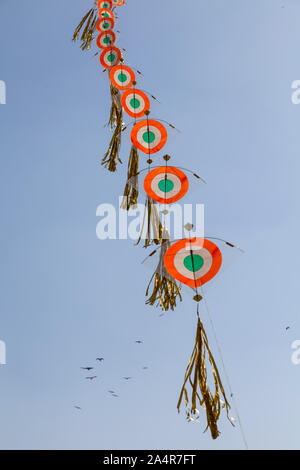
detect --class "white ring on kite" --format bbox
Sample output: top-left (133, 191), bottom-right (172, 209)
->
top-left (151, 173), bottom-right (182, 200)
top-left (136, 124), bottom-right (162, 150)
top-left (124, 93), bottom-right (146, 115)
top-left (173, 247), bottom-right (213, 281)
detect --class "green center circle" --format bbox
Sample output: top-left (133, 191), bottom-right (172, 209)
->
top-left (107, 53), bottom-right (115, 63)
top-left (118, 72), bottom-right (127, 83)
top-left (183, 254), bottom-right (204, 273)
top-left (103, 12), bottom-right (109, 17)
top-left (130, 98), bottom-right (141, 109)
top-left (103, 36), bottom-right (111, 45)
top-left (143, 131), bottom-right (155, 144)
top-left (158, 178), bottom-right (174, 193)
top-left (103, 22), bottom-right (109, 29)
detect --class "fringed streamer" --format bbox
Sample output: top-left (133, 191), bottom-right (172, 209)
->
top-left (72, 8), bottom-right (98, 51)
top-left (101, 106), bottom-right (123, 172)
top-left (177, 318), bottom-right (231, 440)
top-left (146, 238), bottom-right (182, 311)
top-left (121, 145), bottom-right (139, 210)
top-left (108, 84), bottom-right (122, 130)
top-left (136, 197), bottom-right (164, 248)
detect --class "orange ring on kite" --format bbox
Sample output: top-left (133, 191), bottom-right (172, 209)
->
top-left (98, 8), bottom-right (115, 20)
top-left (143, 166), bottom-right (189, 204)
top-left (164, 238), bottom-right (222, 288)
top-left (96, 17), bottom-right (115, 33)
top-left (121, 89), bottom-right (150, 118)
top-left (98, 0), bottom-right (112, 9)
top-left (110, 65), bottom-right (135, 90)
top-left (131, 119), bottom-right (168, 154)
top-left (96, 31), bottom-right (116, 49)
top-left (100, 46), bottom-right (121, 69)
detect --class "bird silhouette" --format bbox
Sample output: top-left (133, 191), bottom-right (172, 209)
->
top-left (96, 358), bottom-right (104, 362)
top-left (135, 341), bottom-right (143, 344)
top-left (74, 406), bottom-right (82, 410)
top-left (123, 377), bottom-right (132, 380)
top-left (86, 376), bottom-right (97, 381)
top-left (81, 367), bottom-right (94, 371)
top-left (286, 327), bottom-right (291, 331)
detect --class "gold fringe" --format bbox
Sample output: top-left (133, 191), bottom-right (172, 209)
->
top-left (72, 8), bottom-right (98, 51)
top-left (121, 145), bottom-right (139, 210)
top-left (146, 239), bottom-right (182, 311)
top-left (136, 197), bottom-right (163, 248)
top-left (108, 84), bottom-right (122, 130)
top-left (177, 318), bottom-right (231, 440)
top-left (101, 105), bottom-right (123, 172)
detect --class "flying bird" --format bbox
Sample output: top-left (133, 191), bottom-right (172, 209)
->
top-left (86, 376), bottom-right (97, 381)
top-left (81, 367), bottom-right (94, 371)
top-left (135, 341), bottom-right (143, 344)
top-left (286, 327), bottom-right (291, 331)
top-left (123, 377), bottom-right (132, 380)
top-left (74, 406), bottom-right (82, 410)
top-left (108, 390), bottom-right (115, 394)
top-left (96, 358), bottom-right (104, 362)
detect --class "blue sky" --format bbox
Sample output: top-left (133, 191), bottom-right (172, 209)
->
top-left (0, 0), bottom-right (300, 450)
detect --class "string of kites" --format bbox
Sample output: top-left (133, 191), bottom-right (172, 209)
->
top-left (73, 0), bottom-right (243, 441)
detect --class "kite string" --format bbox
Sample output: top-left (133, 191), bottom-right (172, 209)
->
top-left (200, 286), bottom-right (249, 450)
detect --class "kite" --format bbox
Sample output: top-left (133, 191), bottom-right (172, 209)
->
top-left (142, 228), bottom-right (243, 438)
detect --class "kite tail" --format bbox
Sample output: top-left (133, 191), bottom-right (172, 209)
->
top-left (72, 8), bottom-right (98, 51)
top-left (108, 84), bottom-right (122, 130)
top-left (101, 106), bottom-right (123, 172)
top-left (136, 197), bottom-right (164, 248)
top-left (121, 145), bottom-right (139, 210)
top-left (146, 238), bottom-right (182, 311)
top-left (177, 317), bottom-right (232, 440)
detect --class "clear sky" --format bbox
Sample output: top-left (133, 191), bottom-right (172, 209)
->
top-left (0, 0), bottom-right (300, 450)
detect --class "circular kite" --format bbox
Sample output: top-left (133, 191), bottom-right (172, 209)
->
top-left (98, 9), bottom-right (115, 20)
top-left (97, 31), bottom-right (116, 49)
top-left (131, 119), bottom-right (167, 154)
top-left (143, 166), bottom-right (189, 204)
top-left (121, 89), bottom-right (150, 118)
top-left (98, 0), bottom-right (112, 9)
top-left (100, 47), bottom-right (121, 68)
top-left (96, 17), bottom-right (115, 33)
top-left (164, 238), bottom-right (222, 288)
top-left (110, 65), bottom-right (135, 90)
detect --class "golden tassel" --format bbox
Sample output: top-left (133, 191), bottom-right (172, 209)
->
top-left (101, 105), bottom-right (123, 172)
top-left (136, 197), bottom-right (164, 248)
top-left (146, 237), bottom-right (182, 311)
top-left (108, 85), bottom-right (122, 130)
top-left (72, 8), bottom-right (98, 51)
top-left (121, 145), bottom-right (139, 210)
top-left (177, 318), bottom-right (231, 440)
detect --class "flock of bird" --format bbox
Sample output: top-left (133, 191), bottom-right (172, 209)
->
top-left (74, 341), bottom-right (147, 411)
top-left (73, 326), bottom-right (293, 411)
